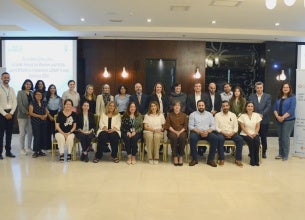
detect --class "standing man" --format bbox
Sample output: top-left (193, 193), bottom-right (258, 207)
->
top-left (129, 82), bottom-right (149, 115)
top-left (186, 82), bottom-right (210, 115)
top-left (205, 82), bottom-right (222, 116)
top-left (220, 82), bottom-right (233, 102)
top-left (249, 81), bottom-right (272, 158)
top-left (0, 72), bottom-right (17, 159)
top-left (215, 101), bottom-right (244, 166)
top-left (188, 100), bottom-right (222, 167)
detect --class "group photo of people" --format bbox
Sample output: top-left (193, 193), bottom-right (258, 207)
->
top-left (0, 71), bottom-right (296, 167)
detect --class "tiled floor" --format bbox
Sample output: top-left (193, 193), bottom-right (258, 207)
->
top-left (1, 135), bottom-right (305, 220)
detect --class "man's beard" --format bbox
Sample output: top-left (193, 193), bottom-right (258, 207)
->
top-left (198, 109), bottom-right (204, 113)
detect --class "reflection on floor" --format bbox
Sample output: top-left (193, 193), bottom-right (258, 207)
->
top-left (1, 135), bottom-right (305, 220)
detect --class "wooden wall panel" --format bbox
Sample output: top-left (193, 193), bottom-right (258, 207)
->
top-left (78, 40), bottom-right (206, 95)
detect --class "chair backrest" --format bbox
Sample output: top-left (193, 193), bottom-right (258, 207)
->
top-left (94, 114), bottom-right (100, 131)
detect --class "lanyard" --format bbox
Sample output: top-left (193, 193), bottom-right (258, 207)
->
top-left (1, 84), bottom-right (10, 104)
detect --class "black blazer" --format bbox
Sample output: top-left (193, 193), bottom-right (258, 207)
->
top-left (76, 112), bottom-right (96, 132)
top-left (129, 93), bottom-right (149, 115)
top-left (186, 93), bottom-right (210, 115)
top-left (149, 94), bottom-right (169, 116)
top-left (205, 92), bottom-right (222, 113)
top-left (248, 93), bottom-right (272, 125)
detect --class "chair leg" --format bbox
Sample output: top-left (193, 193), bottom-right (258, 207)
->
top-left (163, 142), bottom-right (168, 162)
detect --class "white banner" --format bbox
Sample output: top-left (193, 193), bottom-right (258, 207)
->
top-left (293, 69), bottom-right (305, 157)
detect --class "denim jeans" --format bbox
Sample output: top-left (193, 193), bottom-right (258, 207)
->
top-left (218, 134), bottom-right (243, 161)
top-left (189, 131), bottom-right (219, 161)
top-left (276, 120), bottom-right (295, 158)
top-left (259, 123), bottom-right (269, 154)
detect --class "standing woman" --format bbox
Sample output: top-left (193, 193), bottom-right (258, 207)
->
top-left (273, 82), bottom-right (296, 161)
top-left (229, 86), bottom-right (246, 118)
top-left (94, 101), bottom-right (121, 163)
top-left (45, 84), bottom-right (62, 151)
top-left (238, 101), bottom-right (262, 166)
top-left (29, 90), bottom-right (48, 158)
top-left (62, 80), bottom-right (80, 112)
top-left (96, 84), bottom-right (114, 116)
top-left (75, 101), bottom-right (96, 162)
top-left (164, 101), bottom-right (188, 166)
top-left (168, 82), bottom-right (187, 113)
top-left (80, 84), bottom-right (96, 114)
top-left (17, 79), bottom-right (34, 155)
top-left (34, 80), bottom-right (47, 99)
top-left (55, 99), bottom-right (77, 162)
top-left (143, 101), bottom-right (165, 165)
top-left (150, 82), bottom-right (169, 116)
top-left (121, 101), bottom-right (143, 165)
top-left (115, 85), bottom-right (130, 114)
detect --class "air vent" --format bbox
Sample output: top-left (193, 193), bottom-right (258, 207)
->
top-left (170, 5), bottom-right (190, 11)
top-left (109, 19), bottom-right (123, 23)
top-left (210, 0), bottom-right (243, 7)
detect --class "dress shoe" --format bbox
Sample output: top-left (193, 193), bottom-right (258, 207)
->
top-left (189, 160), bottom-right (198, 166)
top-left (207, 160), bottom-right (217, 167)
top-left (6, 152), bottom-right (15, 158)
top-left (38, 151), bottom-right (46, 156)
top-left (84, 154), bottom-right (89, 162)
top-left (32, 152), bottom-right (39, 158)
top-left (218, 160), bottom-right (224, 166)
top-left (235, 160), bottom-right (243, 167)
top-left (0, 155), bottom-right (3, 160)
top-left (262, 153), bottom-right (267, 158)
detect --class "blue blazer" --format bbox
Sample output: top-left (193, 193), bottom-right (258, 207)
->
top-left (248, 93), bottom-right (272, 125)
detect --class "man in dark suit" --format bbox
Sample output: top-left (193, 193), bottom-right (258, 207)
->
top-left (248, 81), bottom-right (272, 158)
top-left (205, 82), bottom-right (222, 116)
top-left (186, 82), bottom-right (210, 115)
top-left (129, 82), bottom-right (149, 115)
top-left (186, 82), bottom-right (210, 156)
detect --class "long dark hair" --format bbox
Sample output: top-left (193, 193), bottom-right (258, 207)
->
top-left (124, 101), bottom-right (140, 117)
top-left (34, 80), bottom-right (46, 92)
top-left (277, 82), bottom-right (294, 99)
top-left (46, 84), bottom-right (59, 103)
top-left (21, 79), bottom-right (34, 90)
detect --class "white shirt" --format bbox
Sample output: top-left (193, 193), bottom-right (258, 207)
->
top-left (238, 112), bottom-right (262, 136)
top-left (0, 84), bottom-right (17, 116)
top-left (215, 111), bottom-right (238, 134)
top-left (143, 113), bottom-right (165, 133)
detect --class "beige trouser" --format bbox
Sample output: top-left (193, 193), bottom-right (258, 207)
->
top-left (144, 132), bottom-right (163, 160)
top-left (55, 133), bottom-right (75, 154)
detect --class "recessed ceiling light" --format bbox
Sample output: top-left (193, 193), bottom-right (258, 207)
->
top-left (275, 22), bottom-right (280, 26)
top-left (212, 20), bottom-right (216, 24)
top-left (80, 18), bottom-right (85, 22)
top-left (147, 18), bottom-right (152, 23)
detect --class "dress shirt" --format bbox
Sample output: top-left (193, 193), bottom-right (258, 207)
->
top-left (47, 96), bottom-right (62, 111)
top-left (238, 113), bottom-right (262, 135)
top-left (62, 90), bottom-right (80, 107)
top-left (215, 111), bottom-right (238, 134)
top-left (220, 91), bottom-right (233, 101)
top-left (0, 84), bottom-right (17, 116)
top-left (188, 110), bottom-right (215, 131)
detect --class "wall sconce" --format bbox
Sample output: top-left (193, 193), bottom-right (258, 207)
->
top-left (121, 67), bottom-right (128, 78)
top-left (193, 67), bottom-right (201, 79)
top-left (103, 67), bottom-right (110, 78)
top-left (276, 69), bottom-right (287, 81)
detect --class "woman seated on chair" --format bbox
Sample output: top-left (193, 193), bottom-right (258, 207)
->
top-left (55, 99), bottom-right (77, 162)
top-left (94, 101), bottom-right (121, 163)
top-left (75, 101), bottom-right (96, 163)
top-left (121, 101), bottom-right (143, 165)
top-left (143, 101), bottom-right (165, 165)
top-left (238, 101), bottom-right (261, 166)
top-left (164, 101), bottom-right (188, 166)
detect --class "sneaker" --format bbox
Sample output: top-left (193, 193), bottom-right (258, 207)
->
top-left (149, 159), bottom-right (154, 165)
top-left (275, 155), bottom-right (282, 159)
top-left (67, 154), bottom-right (72, 162)
top-left (20, 148), bottom-right (27, 155)
top-left (153, 160), bottom-right (159, 165)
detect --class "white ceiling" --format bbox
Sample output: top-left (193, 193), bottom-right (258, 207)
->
top-left (1, 0), bottom-right (305, 42)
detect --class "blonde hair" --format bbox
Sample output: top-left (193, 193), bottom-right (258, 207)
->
top-left (106, 101), bottom-right (119, 115)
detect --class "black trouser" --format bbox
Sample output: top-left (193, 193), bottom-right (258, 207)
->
top-left (242, 135), bottom-right (260, 165)
top-left (259, 123), bottom-right (269, 154)
top-left (122, 132), bottom-right (141, 156)
top-left (75, 131), bottom-right (95, 152)
top-left (0, 113), bottom-right (14, 154)
top-left (32, 121), bottom-right (47, 153)
top-left (96, 131), bottom-right (120, 159)
top-left (168, 131), bottom-right (187, 157)
top-left (46, 110), bottom-right (58, 150)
